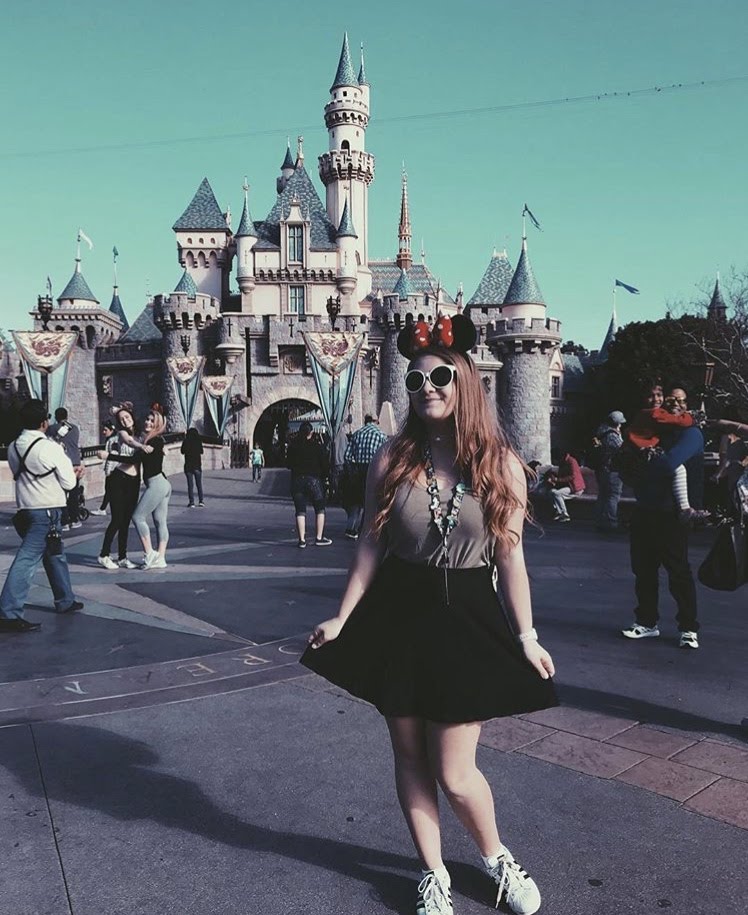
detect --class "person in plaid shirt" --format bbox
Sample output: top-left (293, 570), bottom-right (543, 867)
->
top-left (343, 415), bottom-right (388, 539)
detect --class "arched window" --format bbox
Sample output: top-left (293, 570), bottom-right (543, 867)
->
top-left (197, 252), bottom-right (207, 268)
top-left (85, 326), bottom-right (96, 348)
top-left (341, 140), bottom-right (350, 153)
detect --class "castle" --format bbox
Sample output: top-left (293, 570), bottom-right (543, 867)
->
top-left (1, 35), bottom-right (593, 466)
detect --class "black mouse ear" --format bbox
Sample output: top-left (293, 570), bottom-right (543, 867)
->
top-left (397, 326), bottom-right (413, 358)
top-left (451, 314), bottom-right (477, 353)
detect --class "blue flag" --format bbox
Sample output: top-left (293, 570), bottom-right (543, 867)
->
top-left (615, 279), bottom-right (639, 294)
top-left (522, 204), bottom-right (542, 231)
top-left (113, 246), bottom-right (119, 260)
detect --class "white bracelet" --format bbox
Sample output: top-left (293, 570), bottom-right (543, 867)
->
top-left (517, 628), bottom-right (538, 644)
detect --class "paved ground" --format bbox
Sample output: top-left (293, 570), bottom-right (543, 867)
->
top-left (1, 470), bottom-right (746, 915)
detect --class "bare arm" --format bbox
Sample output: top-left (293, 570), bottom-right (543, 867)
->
top-left (308, 445), bottom-right (390, 647)
top-left (494, 452), bottom-right (555, 680)
top-left (119, 429), bottom-right (151, 452)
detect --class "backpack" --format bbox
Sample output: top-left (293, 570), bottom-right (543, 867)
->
top-left (13, 438), bottom-right (54, 481)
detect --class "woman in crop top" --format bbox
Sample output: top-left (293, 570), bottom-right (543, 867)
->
top-left (109, 405), bottom-right (172, 570)
top-left (301, 315), bottom-right (557, 915)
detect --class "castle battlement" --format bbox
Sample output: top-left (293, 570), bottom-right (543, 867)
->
top-left (152, 292), bottom-right (220, 330)
top-left (487, 317), bottom-right (562, 340)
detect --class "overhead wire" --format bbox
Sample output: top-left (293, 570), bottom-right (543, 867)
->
top-left (2, 74), bottom-right (746, 161)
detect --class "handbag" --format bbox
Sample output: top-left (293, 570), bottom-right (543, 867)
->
top-left (698, 521), bottom-right (748, 591)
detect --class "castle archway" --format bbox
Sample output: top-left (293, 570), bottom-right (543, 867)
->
top-left (251, 398), bottom-right (321, 466)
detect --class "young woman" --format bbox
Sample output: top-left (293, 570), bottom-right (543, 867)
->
top-left (301, 315), bottom-right (557, 915)
top-left (181, 427), bottom-right (204, 507)
top-left (97, 405), bottom-right (143, 570)
top-left (108, 406), bottom-right (171, 570)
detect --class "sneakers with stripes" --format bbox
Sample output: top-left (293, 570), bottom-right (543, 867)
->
top-left (486, 849), bottom-right (541, 915)
top-left (621, 622), bottom-right (660, 639)
top-left (416, 871), bottom-right (453, 915)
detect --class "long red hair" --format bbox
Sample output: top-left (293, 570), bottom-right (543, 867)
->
top-left (372, 348), bottom-right (525, 552)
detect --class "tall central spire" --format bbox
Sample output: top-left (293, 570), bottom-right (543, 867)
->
top-left (396, 168), bottom-right (412, 270)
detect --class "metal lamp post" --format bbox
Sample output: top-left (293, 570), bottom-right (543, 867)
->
top-left (37, 295), bottom-right (53, 331)
top-left (326, 295), bottom-right (341, 331)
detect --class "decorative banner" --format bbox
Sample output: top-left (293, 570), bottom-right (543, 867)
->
top-left (167, 355), bottom-right (205, 429)
top-left (301, 332), bottom-right (364, 443)
top-left (12, 331), bottom-right (78, 416)
top-left (12, 331), bottom-right (77, 373)
top-left (201, 375), bottom-right (234, 438)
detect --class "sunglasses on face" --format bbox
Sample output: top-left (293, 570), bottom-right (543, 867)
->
top-left (404, 365), bottom-right (457, 394)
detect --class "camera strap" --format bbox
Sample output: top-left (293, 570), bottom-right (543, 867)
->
top-left (13, 438), bottom-right (55, 482)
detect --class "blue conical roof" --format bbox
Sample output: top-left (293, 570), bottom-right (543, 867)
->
top-left (336, 199), bottom-right (357, 238)
top-left (503, 239), bottom-right (545, 306)
top-left (172, 178), bottom-right (228, 231)
top-left (109, 288), bottom-right (129, 330)
top-left (358, 45), bottom-right (369, 86)
top-left (393, 268), bottom-right (415, 300)
top-left (281, 143), bottom-right (295, 171)
top-left (467, 250), bottom-right (514, 307)
top-left (331, 33), bottom-right (357, 91)
top-left (174, 269), bottom-right (198, 295)
top-left (58, 263), bottom-right (99, 304)
top-left (235, 195), bottom-right (257, 238)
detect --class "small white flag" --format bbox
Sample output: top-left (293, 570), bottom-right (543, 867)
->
top-left (78, 228), bottom-right (94, 250)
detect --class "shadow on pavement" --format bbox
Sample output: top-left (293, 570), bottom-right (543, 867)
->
top-left (0, 722), bottom-right (491, 913)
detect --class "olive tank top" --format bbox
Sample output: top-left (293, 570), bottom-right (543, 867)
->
top-left (386, 481), bottom-right (494, 568)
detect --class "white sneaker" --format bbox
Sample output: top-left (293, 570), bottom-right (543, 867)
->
top-left (90, 509), bottom-right (107, 516)
top-left (117, 558), bottom-right (137, 570)
top-left (679, 631), bottom-right (699, 649)
top-left (147, 555), bottom-right (167, 570)
top-left (142, 550), bottom-right (159, 569)
top-left (486, 849), bottom-right (541, 915)
top-left (621, 623), bottom-right (660, 639)
top-left (97, 555), bottom-right (118, 570)
top-left (416, 871), bottom-right (453, 915)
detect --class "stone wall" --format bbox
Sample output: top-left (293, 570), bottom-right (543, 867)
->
top-left (63, 345), bottom-right (99, 447)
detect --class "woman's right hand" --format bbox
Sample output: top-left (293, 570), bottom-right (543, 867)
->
top-left (308, 617), bottom-right (344, 649)
top-left (142, 445), bottom-right (154, 454)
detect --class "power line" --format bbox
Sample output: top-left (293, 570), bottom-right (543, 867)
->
top-left (3, 74), bottom-right (746, 161)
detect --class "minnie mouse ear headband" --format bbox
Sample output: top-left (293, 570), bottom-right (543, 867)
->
top-left (397, 313), bottom-right (477, 359)
top-left (150, 402), bottom-right (165, 416)
top-left (110, 401), bottom-right (134, 417)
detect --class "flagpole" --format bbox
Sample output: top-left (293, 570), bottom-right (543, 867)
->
top-left (113, 248), bottom-right (118, 288)
top-left (612, 281), bottom-right (617, 323)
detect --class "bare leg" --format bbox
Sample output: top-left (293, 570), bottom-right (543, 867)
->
top-left (386, 716), bottom-right (443, 870)
top-left (315, 511), bottom-right (325, 540)
top-left (428, 721), bottom-right (502, 857)
top-left (295, 514), bottom-right (306, 542)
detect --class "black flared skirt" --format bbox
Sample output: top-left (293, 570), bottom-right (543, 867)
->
top-left (300, 555), bottom-right (558, 723)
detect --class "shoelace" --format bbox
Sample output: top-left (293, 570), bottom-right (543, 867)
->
top-left (417, 873), bottom-right (451, 915)
top-left (487, 855), bottom-right (529, 909)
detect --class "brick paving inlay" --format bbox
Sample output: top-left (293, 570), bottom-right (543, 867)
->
top-left (479, 717), bottom-right (555, 752)
top-left (521, 706), bottom-right (637, 741)
top-left (615, 756), bottom-right (720, 803)
top-left (671, 740), bottom-right (748, 782)
top-left (519, 730), bottom-right (647, 779)
top-left (605, 724), bottom-right (700, 759)
top-left (684, 778), bottom-right (748, 830)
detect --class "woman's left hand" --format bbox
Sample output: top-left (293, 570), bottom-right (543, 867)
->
top-left (523, 641), bottom-right (555, 680)
top-left (142, 445), bottom-right (154, 454)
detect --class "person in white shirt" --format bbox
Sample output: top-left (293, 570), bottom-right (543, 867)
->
top-left (0, 399), bottom-right (83, 633)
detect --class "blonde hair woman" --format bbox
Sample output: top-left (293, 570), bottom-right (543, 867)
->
top-left (302, 314), bottom-right (557, 915)
top-left (108, 405), bottom-right (171, 570)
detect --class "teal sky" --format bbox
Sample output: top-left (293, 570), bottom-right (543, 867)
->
top-left (3, 0), bottom-right (747, 348)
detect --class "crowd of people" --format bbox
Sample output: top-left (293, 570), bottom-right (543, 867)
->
top-left (2, 318), bottom-right (748, 913)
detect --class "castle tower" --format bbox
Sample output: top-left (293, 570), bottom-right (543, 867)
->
top-left (235, 178), bottom-right (258, 305)
top-left (318, 33), bottom-right (375, 297)
top-left (396, 170), bottom-right (412, 271)
top-left (172, 178), bottom-right (232, 304)
top-left (598, 303), bottom-right (618, 361)
top-left (50, 254), bottom-right (123, 444)
top-left (487, 236), bottom-right (561, 464)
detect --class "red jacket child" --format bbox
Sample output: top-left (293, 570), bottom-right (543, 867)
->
top-left (627, 407), bottom-right (694, 450)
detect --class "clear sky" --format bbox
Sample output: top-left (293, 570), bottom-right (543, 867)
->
top-left (3, 0), bottom-right (747, 348)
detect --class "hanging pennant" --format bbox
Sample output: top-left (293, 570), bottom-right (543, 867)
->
top-left (201, 375), bottom-right (234, 438)
top-left (167, 355), bottom-right (205, 428)
top-left (12, 331), bottom-right (78, 415)
top-left (301, 332), bottom-right (364, 443)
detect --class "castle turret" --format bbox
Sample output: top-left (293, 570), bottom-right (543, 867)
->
top-left (466, 249), bottom-right (513, 317)
top-left (487, 235), bottom-right (561, 464)
top-left (277, 141), bottom-right (296, 194)
top-left (235, 179), bottom-right (258, 300)
top-left (336, 196), bottom-right (358, 301)
top-left (58, 258), bottom-right (99, 309)
top-left (173, 177), bottom-right (232, 304)
top-left (319, 33), bottom-right (374, 297)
